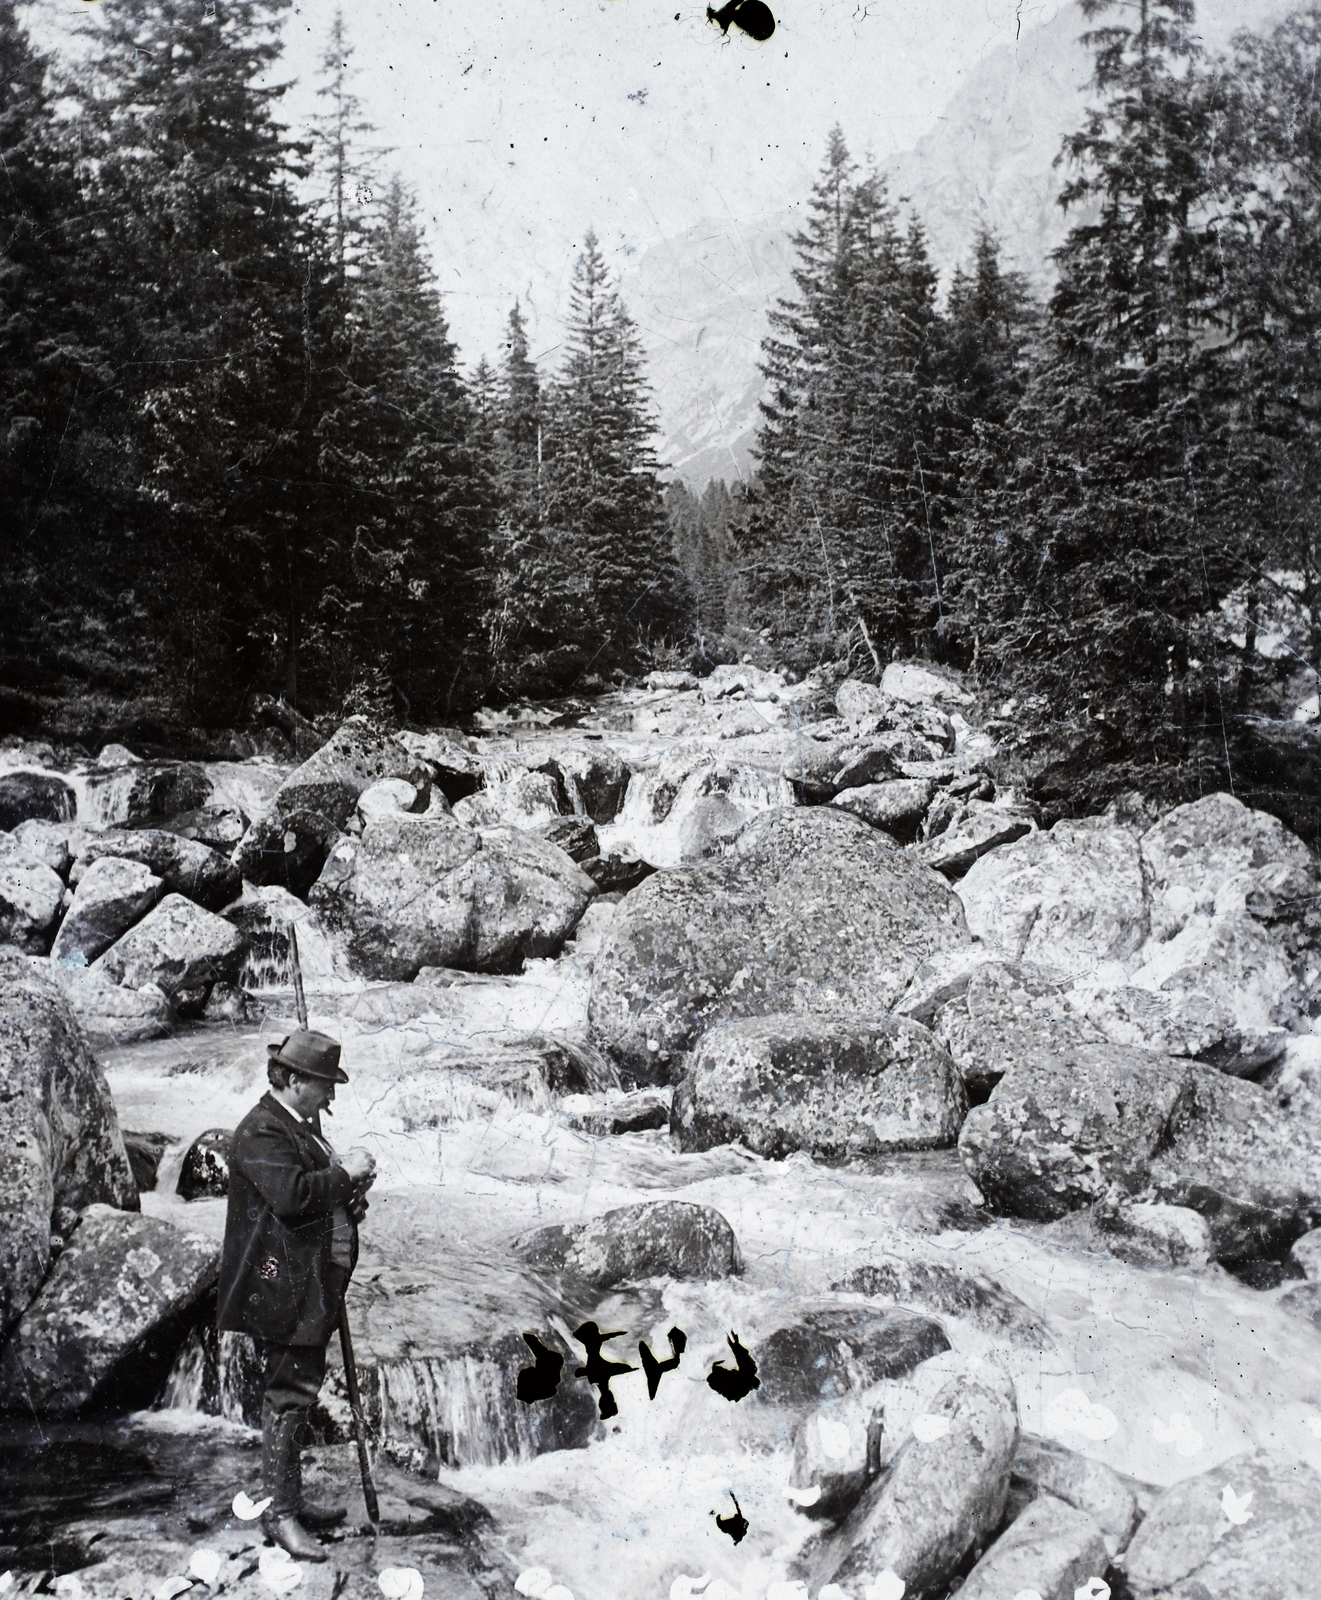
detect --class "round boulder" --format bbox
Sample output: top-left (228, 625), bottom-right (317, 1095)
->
top-left (562, 1200), bottom-right (743, 1291)
top-left (672, 1013), bottom-right (967, 1159)
top-left (177, 1129), bottom-right (233, 1200)
top-left (0, 771), bottom-right (77, 830)
top-left (588, 806), bottom-right (970, 1081)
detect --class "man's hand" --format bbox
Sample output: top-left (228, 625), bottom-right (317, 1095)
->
top-left (340, 1147), bottom-right (376, 1186)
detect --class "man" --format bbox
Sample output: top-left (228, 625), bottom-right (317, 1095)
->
top-left (218, 1030), bottom-right (377, 1561)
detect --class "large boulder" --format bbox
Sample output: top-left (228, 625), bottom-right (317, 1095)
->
top-left (1148, 1066), bottom-right (1321, 1260)
top-left (830, 1260), bottom-right (1047, 1345)
top-left (803, 1366), bottom-right (1019, 1595)
top-left (513, 1200), bottom-right (743, 1290)
top-left (235, 717), bottom-right (426, 894)
top-left (452, 771), bottom-right (564, 830)
top-left (310, 813), bottom-right (596, 979)
top-left (0, 771), bottom-right (76, 830)
top-left (11, 817), bottom-right (81, 877)
top-left (271, 716), bottom-right (423, 831)
top-left (957, 1494), bottom-right (1109, 1600)
top-left (787, 1399), bottom-right (885, 1521)
top-left (1010, 1433), bottom-right (1139, 1548)
top-left (588, 807), bottom-right (971, 1081)
top-left (934, 960), bottom-right (1103, 1099)
top-left (958, 1043), bottom-right (1193, 1221)
top-left (1121, 1448), bottom-right (1321, 1599)
top-left (0, 834), bottom-right (65, 952)
top-left (71, 829), bottom-right (240, 912)
top-left (718, 731), bottom-right (901, 800)
top-left (756, 1306), bottom-right (950, 1406)
top-left (1120, 911), bottom-right (1307, 1071)
top-left (957, 818), bottom-right (1150, 976)
top-left (46, 965), bottom-right (172, 1044)
top-left (156, 804), bottom-right (249, 854)
top-left (0, 951), bottom-right (139, 1336)
top-left (829, 777), bottom-right (935, 840)
top-left (671, 1013), bottom-right (967, 1159)
top-left (50, 856), bottom-right (162, 967)
top-left (91, 893), bottom-right (246, 997)
top-left (1141, 791), bottom-right (1319, 928)
top-left (881, 660), bottom-right (974, 705)
top-left (0, 1205), bottom-right (218, 1415)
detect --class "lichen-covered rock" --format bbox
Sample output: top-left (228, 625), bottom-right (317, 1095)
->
top-left (156, 805), bottom-right (248, 853)
top-left (271, 716), bottom-right (423, 832)
top-left (672, 1013), bottom-right (967, 1159)
top-left (50, 856), bottom-right (161, 967)
top-left (536, 816), bottom-right (600, 863)
top-left (588, 807), bottom-right (970, 1081)
top-left (453, 771), bottom-right (565, 830)
top-left (0, 770), bottom-right (77, 830)
top-left (1288, 1226), bottom-right (1321, 1279)
top-left (0, 1205), bottom-right (218, 1415)
top-left (957, 817), bottom-right (1150, 975)
top-left (830, 1259), bottom-right (1047, 1344)
top-left (10, 817), bottom-right (81, 878)
top-left (561, 1200), bottom-right (742, 1290)
top-left (0, 951), bottom-right (138, 1336)
top-left (46, 965), bottom-right (173, 1044)
top-left (1093, 1199), bottom-right (1214, 1269)
top-left (803, 1365), bottom-right (1019, 1595)
top-left (756, 1306), bottom-right (950, 1406)
top-left (71, 829), bottom-right (240, 912)
top-left (92, 893), bottom-right (246, 997)
top-left (0, 833), bottom-right (65, 952)
top-left (1141, 791), bottom-right (1319, 927)
top-left (1121, 1448), bottom-right (1321, 1599)
top-left (958, 1043), bottom-right (1193, 1221)
top-left (309, 812), bottom-right (596, 980)
top-left (919, 798), bottom-right (1036, 878)
top-left (935, 960), bottom-right (1102, 1099)
top-left (829, 777), bottom-right (935, 838)
top-left (957, 1493), bottom-right (1109, 1600)
top-left (835, 678), bottom-right (894, 726)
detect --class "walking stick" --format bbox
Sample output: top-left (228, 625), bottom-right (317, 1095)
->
top-left (287, 923), bottom-right (381, 1534)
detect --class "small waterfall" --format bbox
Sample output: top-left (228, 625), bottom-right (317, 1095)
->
top-left (158, 1324), bottom-right (598, 1468)
top-left (158, 1325), bottom-right (265, 1427)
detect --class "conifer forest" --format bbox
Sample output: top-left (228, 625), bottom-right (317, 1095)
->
top-left (3, 0), bottom-right (1321, 826)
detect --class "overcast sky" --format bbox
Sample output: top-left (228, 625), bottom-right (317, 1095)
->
top-left (33, 0), bottom-right (1267, 370)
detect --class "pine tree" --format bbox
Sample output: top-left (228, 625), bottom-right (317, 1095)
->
top-left (525, 231), bottom-right (685, 689)
top-left (0, 0), bottom-right (113, 721)
top-left (320, 177), bottom-right (495, 719)
top-left (968, 0), bottom-right (1246, 765)
top-left (311, 9), bottom-right (378, 281)
top-left (73, 0), bottom-right (321, 723)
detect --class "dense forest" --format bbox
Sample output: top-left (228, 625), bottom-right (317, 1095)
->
top-left (2, 0), bottom-right (1320, 811)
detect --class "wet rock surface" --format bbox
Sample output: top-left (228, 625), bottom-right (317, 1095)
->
top-left (672, 1013), bottom-right (967, 1159)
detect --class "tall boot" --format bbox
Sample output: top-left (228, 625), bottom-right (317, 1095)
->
top-left (259, 1401), bottom-right (328, 1562)
top-left (295, 1409), bottom-right (347, 1529)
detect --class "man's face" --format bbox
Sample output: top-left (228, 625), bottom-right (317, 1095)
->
top-left (288, 1071), bottom-right (336, 1120)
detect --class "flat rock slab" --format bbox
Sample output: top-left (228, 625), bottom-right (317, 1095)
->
top-left (0, 1205), bottom-right (217, 1415)
top-left (1122, 1447), bottom-right (1321, 1599)
top-left (588, 806), bottom-right (970, 1081)
top-left (672, 1013), bottom-right (967, 1159)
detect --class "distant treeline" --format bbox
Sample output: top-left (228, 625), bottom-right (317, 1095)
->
top-left (3, 0), bottom-right (1320, 786)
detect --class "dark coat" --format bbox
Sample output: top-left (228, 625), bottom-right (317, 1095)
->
top-left (217, 1092), bottom-right (359, 1346)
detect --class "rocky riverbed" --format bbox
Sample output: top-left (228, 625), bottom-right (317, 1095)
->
top-left (3, 662), bottom-right (1321, 1600)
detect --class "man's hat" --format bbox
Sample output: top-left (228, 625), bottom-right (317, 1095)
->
top-left (267, 1029), bottom-right (348, 1084)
